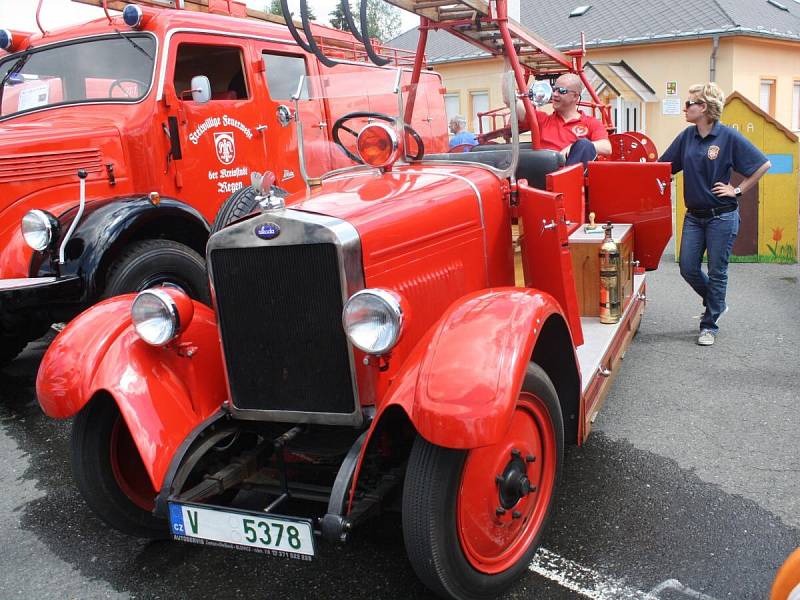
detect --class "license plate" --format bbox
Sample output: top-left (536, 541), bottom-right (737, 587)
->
top-left (169, 502), bottom-right (315, 560)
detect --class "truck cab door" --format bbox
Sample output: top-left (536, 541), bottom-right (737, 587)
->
top-left (587, 162), bottom-right (673, 270)
top-left (255, 48), bottom-right (332, 186)
top-left (164, 35), bottom-right (267, 223)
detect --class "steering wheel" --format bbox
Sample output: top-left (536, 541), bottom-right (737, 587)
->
top-left (332, 111), bottom-right (424, 164)
top-left (108, 78), bottom-right (147, 99)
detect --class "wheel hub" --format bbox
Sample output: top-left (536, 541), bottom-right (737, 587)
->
top-left (496, 449), bottom-right (534, 509)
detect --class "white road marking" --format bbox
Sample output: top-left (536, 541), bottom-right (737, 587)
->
top-left (648, 579), bottom-right (720, 600)
top-left (529, 548), bottom-right (720, 600)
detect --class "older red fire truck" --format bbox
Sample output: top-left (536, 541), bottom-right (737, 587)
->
top-left (36, 1), bottom-right (672, 598)
top-left (0, 0), bottom-right (447, 365)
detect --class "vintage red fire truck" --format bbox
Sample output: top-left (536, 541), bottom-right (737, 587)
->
top-left (0, 0), bottom-right (446, 365)
top-left (36, 1), bottom-right (672, 598)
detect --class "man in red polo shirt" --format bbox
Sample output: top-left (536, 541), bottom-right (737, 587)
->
top-left (531, 73), bottom-right (611, 166)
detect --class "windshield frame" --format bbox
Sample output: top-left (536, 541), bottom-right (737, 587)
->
top-left (0, 31), bottom-right (159, 122)
top-left (291, 67), bottom-right (519, 187)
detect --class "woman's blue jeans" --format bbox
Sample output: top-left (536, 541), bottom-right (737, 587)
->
top-left (678, 209), bottom-right (740, 332)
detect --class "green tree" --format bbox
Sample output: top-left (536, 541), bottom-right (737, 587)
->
top-left (269, 0), bottom-right (316, 21)
top-left (328, 0), bottom-right (401, 42)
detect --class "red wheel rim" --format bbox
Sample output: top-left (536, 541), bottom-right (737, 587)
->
top-left (110, 417), bottom-right (157, 511)
top-left (456, 392), bottom-right (556, 574)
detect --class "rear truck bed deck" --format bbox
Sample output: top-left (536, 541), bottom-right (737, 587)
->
top-left (577, 273), bottom-right (646, 436)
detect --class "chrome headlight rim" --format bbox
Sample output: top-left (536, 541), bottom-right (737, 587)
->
top-left (342, 288), bottom-right (404, 355)
top-left (131, 288), bottom-right (180, 347)
top-left (21, 209), bottom-right (57, 252)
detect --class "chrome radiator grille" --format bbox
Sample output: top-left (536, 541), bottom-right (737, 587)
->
top-left (210, 243), bottom-right (356, 417)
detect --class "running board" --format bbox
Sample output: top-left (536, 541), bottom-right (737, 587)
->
top-left (577, 273), bottom-right (646, 439)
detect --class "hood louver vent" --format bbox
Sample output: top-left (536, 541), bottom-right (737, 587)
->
top-left (0, 148), bottom-right (103, 183)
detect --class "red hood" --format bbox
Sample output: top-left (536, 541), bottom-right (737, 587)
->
top-left (292, 164), bottom-right (504, 280)
top-left (0, 113), bottom-right (126, 216)
top-left (0, 114), bottom-right (126, 277)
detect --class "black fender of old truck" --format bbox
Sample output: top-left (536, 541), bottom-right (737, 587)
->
top-left (32, 195), bottom-right (210, 302)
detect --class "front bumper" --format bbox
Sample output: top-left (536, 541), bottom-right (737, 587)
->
top-left (0, 276), bottom-right (83, 312)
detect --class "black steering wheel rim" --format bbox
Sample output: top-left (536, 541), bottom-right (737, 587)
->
top-left (331, 111), bottom-right (424, 164)
top-left (108, 78), bottom-right (146, 98)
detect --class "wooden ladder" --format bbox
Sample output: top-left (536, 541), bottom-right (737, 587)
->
top-left (384, 0), bottom-right (574, 74)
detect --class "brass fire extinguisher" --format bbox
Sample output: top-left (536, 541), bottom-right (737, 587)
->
top-left (599, 222), bottom-right (621, 324)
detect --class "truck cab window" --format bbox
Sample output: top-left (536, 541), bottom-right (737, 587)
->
top-left (173, 44), bottom-right (248, 100)
top-left (262, 53), bottom-right (308, 100)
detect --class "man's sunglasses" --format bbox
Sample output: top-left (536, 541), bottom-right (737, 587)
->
top-left (685, 99), bottom-right (705, 109)
top-left (554, 86), bottom-right (578, 95)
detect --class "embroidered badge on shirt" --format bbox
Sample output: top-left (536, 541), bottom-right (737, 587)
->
top-left (707, 145), bottom-right (720, 160)
top-left (572, 124), bottom-right (589, 137)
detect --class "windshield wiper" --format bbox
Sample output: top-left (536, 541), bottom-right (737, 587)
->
top-left (114, 29), bottom-right (154, 62)
top-left (0, 49), bottom-right (33, 117)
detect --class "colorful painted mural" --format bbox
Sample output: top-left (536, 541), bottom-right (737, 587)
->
top-left (675, 91), bottom-right (799, 264)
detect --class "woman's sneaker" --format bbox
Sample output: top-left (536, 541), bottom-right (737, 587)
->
top-left (697, 329), bottom-right (716, 346)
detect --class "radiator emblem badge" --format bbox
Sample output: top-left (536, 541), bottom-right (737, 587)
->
top-left (255, 222), bottom-right (281, 240)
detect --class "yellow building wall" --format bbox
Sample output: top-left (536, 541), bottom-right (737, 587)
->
top-left (585, 39), bottom-right (731, 154)
top-left (432, 35), bottom-right (800, 154)
top-left (728, 37), bottom-right (800, 131)
top-left (436, 57), bottom-right (506, 133)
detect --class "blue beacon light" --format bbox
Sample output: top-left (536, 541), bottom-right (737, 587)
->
top-left (122, 4), bottom-right (144, 28)
top-left (0, 29), bottom-right (13, 51)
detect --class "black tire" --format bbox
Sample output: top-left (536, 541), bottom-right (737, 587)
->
top-left (104, 239), bottom-right (210, 305)
top-left (210, 186), bottom-right (261, 234)
top-left (0, 334), bottom-right (27, 367)
top-left (71, 397), bottom-right (167, 538)
top-left (0, 316), bottom-right (51, 367)
top-left (401, 363), bottom-right (563, 600)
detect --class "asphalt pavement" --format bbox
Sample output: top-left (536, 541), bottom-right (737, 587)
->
top-left (0, 250), bottom-right (798, 600)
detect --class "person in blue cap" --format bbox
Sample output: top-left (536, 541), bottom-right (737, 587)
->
top-left (660, 83), bottom-right (771, 346)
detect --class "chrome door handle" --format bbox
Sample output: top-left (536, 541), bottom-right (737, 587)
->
top-left (541, 219), bottom-right (557, 234)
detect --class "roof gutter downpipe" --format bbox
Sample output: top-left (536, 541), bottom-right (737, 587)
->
top-left (710, 34), bottom-right (719, 82)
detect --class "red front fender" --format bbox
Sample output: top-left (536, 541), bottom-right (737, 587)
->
top-left (381, 288), bottom-right (570, 449)
top-left (36, 295), bottom-right (227, 490)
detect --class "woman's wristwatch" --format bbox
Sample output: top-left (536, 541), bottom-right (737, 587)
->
top-left (734, 187), bottom-right (742, 197)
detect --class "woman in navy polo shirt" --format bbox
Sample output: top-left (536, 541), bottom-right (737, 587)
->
top-left (660, 83), bottom-right (770, 346)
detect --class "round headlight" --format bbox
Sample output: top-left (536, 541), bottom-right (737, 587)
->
top-left (131, 289), bottom-right (180, 346)
top-left (21, 209), bottom-right (56, 251)
top-left (342, 289), bottom-right (403, 355)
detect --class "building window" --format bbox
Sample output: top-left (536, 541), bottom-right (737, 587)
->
top-left (793, 82), bottom-right (800, 131)
top-left (470, 90), bottom-right (489, 134)
top-left (444, 93), bottom-right (461, 122)
top-left (760, 79), bottom-right (776, 116)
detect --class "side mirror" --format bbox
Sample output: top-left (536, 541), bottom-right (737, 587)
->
top-left (528, 80), bottom-right (552, 107)
top-left (190, 75), bottom-right (211, 104)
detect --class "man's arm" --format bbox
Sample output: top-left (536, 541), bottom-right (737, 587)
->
top-left (593, 138), bottom-right (611, 156)
top-left (588, 116), bottom-right (611, 156)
